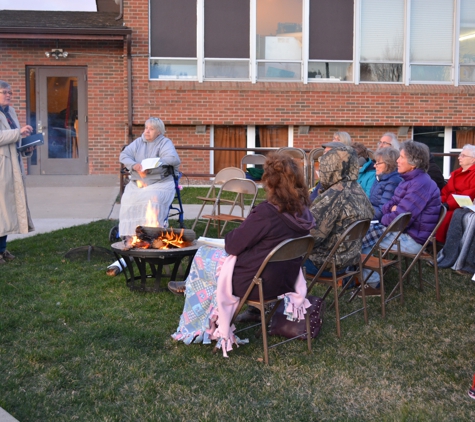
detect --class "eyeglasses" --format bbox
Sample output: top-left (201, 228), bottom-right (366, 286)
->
top-left (0, 90), bottom-right (13, 96)
top-left (379, 141), bottom-right (392, 147)
top-left (459, 153), bottom-right (474, 158)
top-left (374, 161), bottom-right (385, 166)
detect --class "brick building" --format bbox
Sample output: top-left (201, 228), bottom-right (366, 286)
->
top-left (1, 0), bottom-right (475, 180)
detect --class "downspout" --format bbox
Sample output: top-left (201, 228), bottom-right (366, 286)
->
top-left (127, 33), bottom-right (133, 144)
top-left (120, 32), bottom-right (133, 199)
top-left (115, 0), bottom-right (123, 21)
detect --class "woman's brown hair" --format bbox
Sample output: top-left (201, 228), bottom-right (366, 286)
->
top-left (262, 152), bottom-right (310, 215)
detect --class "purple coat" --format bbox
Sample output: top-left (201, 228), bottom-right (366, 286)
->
top-left (381, 168), bottom-right (441, 245)
top-left (225, 201), bottom-right (315, 300)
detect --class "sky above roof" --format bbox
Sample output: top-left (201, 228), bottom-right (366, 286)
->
top-left (0, 0), bottom-right (97, 11)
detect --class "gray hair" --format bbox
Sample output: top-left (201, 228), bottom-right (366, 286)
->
top-left (374, 146), bottom-right (399, 173)
top-left (145, 117), bottom-right (166, 135)
top-left (400, 140), bottom-right (430, 171)
top-left (333, 131), bottom-right (352, 146)
top-left (462, 144), bottom-right (475, 157)
top-left (381, 132), bottom-right (400, 149)
top-left (0, 80), bottom-right (11, 90)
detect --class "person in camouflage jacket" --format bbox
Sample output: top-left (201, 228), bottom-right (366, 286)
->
top-left (308, 145), bottom-right (374, 270)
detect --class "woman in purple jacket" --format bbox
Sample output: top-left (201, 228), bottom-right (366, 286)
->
top-left (171, 153), bottom-right (315, 341)
top-left (362, 141), bottom-right (441, 295)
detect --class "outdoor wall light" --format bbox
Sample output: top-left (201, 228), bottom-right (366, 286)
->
top-left (45, 49), bottom-right (69, 59)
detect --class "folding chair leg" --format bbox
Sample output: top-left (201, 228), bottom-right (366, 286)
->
top-left (434, 262), bottom-right (440, 301)
top-left (418, 260), bottom-right (423, 292)
top-left (259, 305), bottom-right (269, 365)
top-left (333, 280), bottom-right (341, 338)
top-left (360, 266), bottom-right (368, 325)
top-left (379, 267), bottom-right (386, 319)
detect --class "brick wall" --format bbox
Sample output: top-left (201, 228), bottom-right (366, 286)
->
top-left (121, 0), bottom-right (475, 179)
top-left (5, 1), bottom-right (475, 177)
top-left (0, 38), bottom-right (127, 175)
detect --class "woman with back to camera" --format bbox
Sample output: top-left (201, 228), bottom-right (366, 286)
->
top-left (170, 152), bottom-right (315, 350)
top-left (0, 79), bottom-right (35, 264)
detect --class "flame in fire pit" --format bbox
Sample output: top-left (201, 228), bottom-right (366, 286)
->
top-left (127, 228), bottom-right (192, 250)
top-left (145, 198), bottom-right (159, 227)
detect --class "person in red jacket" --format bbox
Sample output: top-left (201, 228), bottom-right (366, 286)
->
top-left (436, 144), bottom-right (475, 244)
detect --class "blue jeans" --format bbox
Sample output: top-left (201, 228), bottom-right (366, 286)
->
top-left (362, 232), bottom-right (423, 287)
top-left (0, 235), bottom-right (7, 254)
top-left (304, 259), bottom-right (347, 279)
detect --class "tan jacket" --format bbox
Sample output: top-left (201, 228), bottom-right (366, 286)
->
top-left (0, 106), bottom-right (34, 236)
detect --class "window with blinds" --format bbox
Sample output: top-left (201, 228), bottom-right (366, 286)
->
top-left (359, 0), bottom-right (403, 82)
top-left (410, 0), bottom-right (454, 82)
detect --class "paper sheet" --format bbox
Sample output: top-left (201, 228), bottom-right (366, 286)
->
top-left (141, 157), bottom-right (161, 170)
top-left (452, 194), bottom-right (475, 207)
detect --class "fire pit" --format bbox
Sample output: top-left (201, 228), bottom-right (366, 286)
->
top-left (111, 226), bottom-right (199, 292)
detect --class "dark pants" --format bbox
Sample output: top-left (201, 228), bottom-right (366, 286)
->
top-left (0, 235), bottom-right (7, 253)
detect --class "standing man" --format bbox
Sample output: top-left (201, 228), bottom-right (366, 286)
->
top-left (0, 80), bottom-right (35, 264)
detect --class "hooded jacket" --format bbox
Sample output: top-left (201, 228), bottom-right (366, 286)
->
top-left (309, 146), bottom-right (374, 269)
top-left (358, 158), bottom-right (376, 197)
top-left (225, 200), bottom-right (315, 300)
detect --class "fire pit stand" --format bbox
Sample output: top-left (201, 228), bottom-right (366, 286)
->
top-left (111, 241), bottom-right (199, 292)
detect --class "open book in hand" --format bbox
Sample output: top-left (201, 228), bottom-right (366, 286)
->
top-left (17, 133), bottom-right (44, 153)
top-left (141, 157), bottom-right (161, 171)
top-left (452, 194), bottom-right (475, 212)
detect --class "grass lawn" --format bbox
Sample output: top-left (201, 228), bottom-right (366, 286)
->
top-left (1, 219), bottom-right (475, 421)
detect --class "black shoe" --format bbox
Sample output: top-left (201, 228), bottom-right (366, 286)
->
top-left (235, 307), bottom-right (261, 323)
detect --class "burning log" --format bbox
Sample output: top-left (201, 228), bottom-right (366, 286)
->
top-left (123, 226), bottom-right (196, 250)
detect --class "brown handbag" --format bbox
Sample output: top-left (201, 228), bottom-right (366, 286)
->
top-left (268, 296), bottom-right (325, 340)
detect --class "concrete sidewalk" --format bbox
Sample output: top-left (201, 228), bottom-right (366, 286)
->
top-left (9, 175), bottom-right (120, 241)
top-left (8, 176), bottom-right (240, 241)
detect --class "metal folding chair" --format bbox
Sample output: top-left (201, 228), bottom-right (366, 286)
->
top-left (191, 167), bottom-right (245, 231)
top-left (219, 235), bottom-right (315, 365)
top-left (307, 148), bottom-right (324, 188)
top-left (240, 153), bottom-right (267, 178)
top-left (306, 219), bottom-right (371, 338)
top-left (201, 178), bottom-right (258, 237)
top-left (352, 213), bottom-right (412, 318)
top-left (277, 147), bottom-right (309, 187)
top-left (386, 206), bottom-right (447, 302)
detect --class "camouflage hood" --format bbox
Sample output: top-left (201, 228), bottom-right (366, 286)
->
top-left (319, 146), bottom-right (359, 190)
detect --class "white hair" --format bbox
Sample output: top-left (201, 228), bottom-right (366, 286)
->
top-left (381, 132), bottom-right (400, 149)
top-left (145, 117), bottom-right (166, 135)
top-left (462, 144), bottom-right (475, 157)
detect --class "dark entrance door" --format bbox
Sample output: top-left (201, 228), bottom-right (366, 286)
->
top-left (28, 67), bottom-right (88, 175)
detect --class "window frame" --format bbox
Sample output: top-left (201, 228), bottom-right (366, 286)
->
top-left (147, 0), bottom-right (475, 86)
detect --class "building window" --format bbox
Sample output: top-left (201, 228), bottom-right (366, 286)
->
top-left (149, 0), bottom-right (197, 79)
top-left (409, 0), bottom-right (454, 83)
top-left (204, 0), bottom-right (250, 80)
top-left (308, 0), bottom-right (353, 82)
top-left (148, 0), bottom-right (474, 86)
top-left (256, 0), bottom-right (303, 81)
top-left (460, 0), bottom-right (475, 83)
top-left (212, 125), bottom-right (289, 172)
top-left (359, 0), bottom-right (404, 82)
